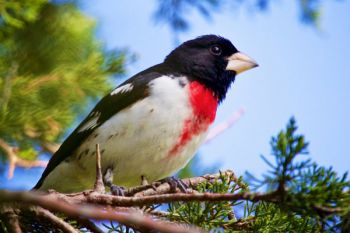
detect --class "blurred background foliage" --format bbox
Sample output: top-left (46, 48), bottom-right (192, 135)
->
top-left (154, 0), bottom-right (326, 33)
top-left (0, 0), bottom-right (341, 171)
top-left (154, 0), bottom-right (332, 43)
top-left (0, 0), bottom-right (126, 164)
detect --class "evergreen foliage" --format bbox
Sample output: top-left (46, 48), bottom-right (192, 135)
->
top-left (0, 1), bottom-right (126, 163)
top-left (166, 118), bottom-right (349, 232)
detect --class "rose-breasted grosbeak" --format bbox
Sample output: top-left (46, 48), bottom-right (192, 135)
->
top-left (34, 35), bottom-right (258, 193)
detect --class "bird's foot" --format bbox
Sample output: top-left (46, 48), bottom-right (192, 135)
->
top-left (159, 176), bottom-right (189, 193)
top-left (103, 167), bottom-right (125, 196)
top-left (110, 184), bottom-right (126, 196)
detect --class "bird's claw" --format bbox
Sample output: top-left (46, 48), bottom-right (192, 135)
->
top-left (110, 184), bottom-right (126, 196)
top-left (160, 176), bottom-right (189, 193)
top-left (103, 167), bottom-right (125, 196)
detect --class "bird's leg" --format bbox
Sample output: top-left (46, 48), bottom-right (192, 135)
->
top-left (159, 176), bottom-right (189, 193)
top-left (103, 167), bottom-right (125, 196)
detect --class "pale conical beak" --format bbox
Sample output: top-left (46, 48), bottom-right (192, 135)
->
top-left (226, 52), bottom-right (258, 74)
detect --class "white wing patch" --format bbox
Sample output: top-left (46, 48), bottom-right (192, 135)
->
top-left (111, 83), bottom-right (133, 95)
top-left (77, 111), bottom-right (101, 132)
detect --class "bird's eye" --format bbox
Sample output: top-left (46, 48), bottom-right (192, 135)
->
top-left (210, 45), bottom-right (222, 56)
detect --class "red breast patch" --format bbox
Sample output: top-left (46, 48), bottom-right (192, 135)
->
top-left (169, 81), bottom-right (218, 156)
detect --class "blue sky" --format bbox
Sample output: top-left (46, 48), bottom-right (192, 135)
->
top-left (1, 0), bottom-right (349, 189)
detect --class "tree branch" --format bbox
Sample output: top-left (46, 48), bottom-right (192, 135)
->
top-left (84, 190), bottom-right (280, 207)
top-left (27, 206), bottom-right (79, 233)
top-left (75, 218), bottom-right (104, 233)
top-left (1, 189), bottom-right (278, 209)
top-left (0, 138), bottom-right (47, 179)
top-left (222, 217), bottom-right (256, 231)
top-left (313, 205), bottom-right (343, 216)
top-left (0, 190), bottom-right (204, 233)
top-left (127, 170), bottom-right (237, 197)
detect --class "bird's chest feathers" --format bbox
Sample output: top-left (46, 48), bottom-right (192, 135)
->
top-left (169, 81), bottom-right (218, 155)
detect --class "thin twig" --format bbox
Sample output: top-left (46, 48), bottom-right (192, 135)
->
top-left (313, 205), bottom-right (343, 215)
top-left (223, 217), bottom-right (255, 231)
top-left (41, 142), bottom-right (60, 154)
top-left (75, 218), bottom-right (104, 233)
top-left (129, 170), bottom-right (237, 197)
top-left (28, 206), bottom-right (79, 233)
top-left (0, 138), bottom-right (47, 179)
top-left (93, 144), bottom-right (105, 193)
top-left (148, 210), bottom-right (170, 218)
top-left (23, 74), bottom-right (60, 92)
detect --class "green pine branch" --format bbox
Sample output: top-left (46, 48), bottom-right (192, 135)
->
top-left (167, 118), bottom-right (349, 232)
top-left (0, 1), bottom-right (128, 175)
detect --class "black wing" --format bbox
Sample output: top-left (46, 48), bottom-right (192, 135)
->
top-left (33, 65), bottom-right (169, 189)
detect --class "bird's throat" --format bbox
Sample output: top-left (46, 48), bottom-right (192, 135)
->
top-left (169, 81), bottom-right (218, 155)
top-left (188, 81), bottom-right (218, 123)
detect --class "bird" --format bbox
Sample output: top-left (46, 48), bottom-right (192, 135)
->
top-left (33, 35), bottom-right (258, 193)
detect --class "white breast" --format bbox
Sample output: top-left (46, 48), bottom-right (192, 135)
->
top-left (40, 76), bottom-right (209, 192)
